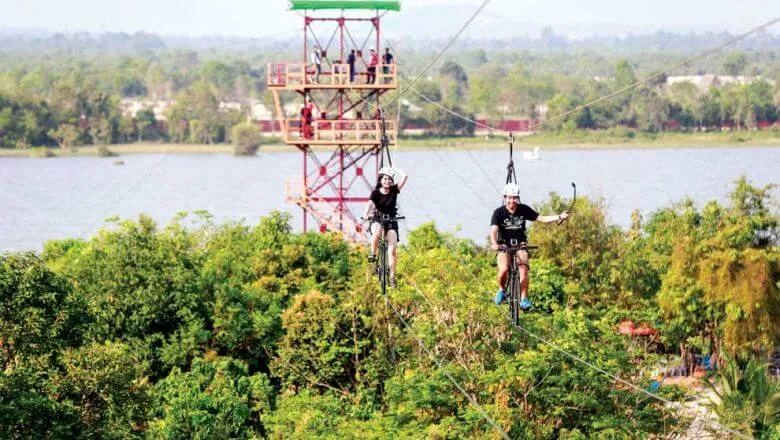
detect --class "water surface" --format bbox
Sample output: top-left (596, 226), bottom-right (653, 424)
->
top-left (1, 147), bottom-right (777, 251)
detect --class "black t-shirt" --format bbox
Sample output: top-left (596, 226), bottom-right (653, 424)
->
top-left (371, 185), bottom-right (399, 216)
top-left (491, 204), bottom-right (539, 244)
top-left (382, 53), bottom-right (393, 64)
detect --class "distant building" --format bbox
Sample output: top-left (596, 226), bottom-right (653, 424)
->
top-left (666, 75), bottom-right (774, 93)
top-left (119, 99), bottom-right (172, 121)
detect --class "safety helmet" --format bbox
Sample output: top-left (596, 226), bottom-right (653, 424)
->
top-left (378, 167), bottom-right (395, 182)
top-left (502, 183), bottom-right (520, 197)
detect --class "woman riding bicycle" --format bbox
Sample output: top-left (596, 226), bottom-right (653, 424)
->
top-left (360, 166), bottom-right (408, 288)
top-left (490, 183), bottom-right (568, 309)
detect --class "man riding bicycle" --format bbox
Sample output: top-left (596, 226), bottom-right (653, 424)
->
top-left (491, 183), bottom-right (569, 310)
top-left (360, 166), bottom-right (408, 288)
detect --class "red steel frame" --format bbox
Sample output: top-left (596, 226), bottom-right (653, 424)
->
top-left (288, 11), bottom-right (395, 241)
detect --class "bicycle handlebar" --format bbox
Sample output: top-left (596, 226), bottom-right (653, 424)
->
top-left (496, 243), bottom-right (538, 252)
top-left (363, 214), bottom-right (405, 235)
top-left (363, 213), bottom-right (405, 223)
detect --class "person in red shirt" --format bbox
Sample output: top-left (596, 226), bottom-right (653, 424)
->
top-left (300, 97), bottom-right (314, 139)
top-left (367, 49), bottom-right (379, 84)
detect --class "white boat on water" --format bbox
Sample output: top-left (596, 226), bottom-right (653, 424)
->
top-left (522, 146), bottom-right (541, 161)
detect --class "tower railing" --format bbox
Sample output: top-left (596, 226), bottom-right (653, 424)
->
top-left (283, 119), bottom-right (397, 145)
top-left (267, 63), bottom-right (397, 88)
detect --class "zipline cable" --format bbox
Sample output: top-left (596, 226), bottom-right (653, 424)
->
top-left (404, 172), bottom-right (752, 438)
top-left (407, 15), bottom-right (780, 135)
top-left (407, 150), bottom-right (755, 440)
top-left (77, 153), bottom-right (170, 239)
top-left (385, 0), bottom-right (494, 108)
top-left (381, 291), bottom-right (512, 440)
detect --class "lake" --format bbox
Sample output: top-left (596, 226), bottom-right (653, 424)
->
top-left (1, 146), bottom-right (778, 251)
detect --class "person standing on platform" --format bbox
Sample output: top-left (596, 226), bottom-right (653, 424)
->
top-left (382, 47), bottom-right (394, 83)
top-left (347, 49), bottom-right (357, 83)
top-left (301, 97), bottom-right (314, 139)
top-left (367, 49), bottom-right (379, 84)
top-left (310, 45), bottom-right (322, 84)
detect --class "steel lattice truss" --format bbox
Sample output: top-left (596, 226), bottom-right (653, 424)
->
top-left (268, 7), bottom-right (398, 243)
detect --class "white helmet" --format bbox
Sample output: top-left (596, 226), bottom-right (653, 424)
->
top-left (502, 183), bottom-right (520, 197)
top-left (378, 167), bottom-right (395, 182)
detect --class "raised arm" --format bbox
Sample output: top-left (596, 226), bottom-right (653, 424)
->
top-left (393, 167), bottom-right (408, 191)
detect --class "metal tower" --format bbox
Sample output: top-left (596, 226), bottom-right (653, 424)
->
top-left (267, 0), bottom-right (400, 242)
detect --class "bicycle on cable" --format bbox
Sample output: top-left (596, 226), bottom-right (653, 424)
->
top-left (489, 134), bottom-right (572, 317)
top-left (365, 211), bottom-right (405, 295)
top-left (359, 165), bottom-right (409, 294)
top-left (496, 240), bottom-right (538, 325)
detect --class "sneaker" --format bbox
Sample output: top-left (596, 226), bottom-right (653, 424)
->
top-left (493, 288), bottom-right (506, 305)
top-left (389, 278), bottom-right (397, 289)
top-left (519, 298), bottom-right (532, 311)
top-left (367, 254), bottom-right (376, 263)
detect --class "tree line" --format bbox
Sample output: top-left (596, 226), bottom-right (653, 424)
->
top-left (1, 47), bottom-right (779, 147)
top-left (1, 178), bottom-right (777, 438)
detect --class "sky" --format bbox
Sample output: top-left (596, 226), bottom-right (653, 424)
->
top-left (0, 0), bottom-right (778, 38)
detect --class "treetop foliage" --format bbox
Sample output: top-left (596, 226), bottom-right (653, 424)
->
top-left (0, 178), bottom-right (777, 438)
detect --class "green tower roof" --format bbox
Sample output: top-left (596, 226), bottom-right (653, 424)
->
top-left (289, 1), bottom-right (401, 11)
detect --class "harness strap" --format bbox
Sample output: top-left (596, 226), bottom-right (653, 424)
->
top-left (505, 133), bottom-right (517, 185)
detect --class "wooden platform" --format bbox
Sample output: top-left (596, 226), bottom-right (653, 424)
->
top-left (267, 62), bottom-right (398, 90)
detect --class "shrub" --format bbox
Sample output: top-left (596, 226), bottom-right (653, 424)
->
top-left (231, 122), bottom-right (263, 156)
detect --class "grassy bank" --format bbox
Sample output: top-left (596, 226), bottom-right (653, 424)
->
top-left (1, 130), bottom-right (778, 158)
top-left (399, 128), bottom-right (780, 149)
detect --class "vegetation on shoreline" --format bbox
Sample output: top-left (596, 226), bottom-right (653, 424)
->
top-left (1, 42), bottom-right (779, 151)
top-left (0, 129), bottom-right (778, 158)
top-left (1, 178), bottom-right (777, 438)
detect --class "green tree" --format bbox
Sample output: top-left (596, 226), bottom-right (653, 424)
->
top-left (119, 114), bottom-right (137, 143)
top-left (48, 123), bottom-right (80, 151)
top-left (0, 252), bottom-right (89, 370)
top-left (531, 195), bottom-right (623, 304)
top-left (723, 52), bottom-right (748, 76)
top-left (135, 109), bottom-right (157, 142)
top-left (422, 102), bottom-right (475, 136)
top-left (89, 117), bottom-right (114, 145)
top-left (705, 354), bottom-right (780, 439)
top-left (653, 179), bottom-right (778, 362)
top-left (47, 215), bottom-right (209, 378)
top-left (439, 61), bottom-right (469, 103)
top-left (632, 87), bottom-right (671, 132)
top-left (668, 81), bottom-right (702, 128)
top-left (149, 357), bottom-right (273, 439)
top-left (272, 290), bottom-right (356, 392)
top-left (57, 341), bottom-right (152, 438)
top-left (614, 60), bottom-right (637, 90)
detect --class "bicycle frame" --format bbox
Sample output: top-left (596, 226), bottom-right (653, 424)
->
top-left (498, 239), bottom-right (537, 325)
top-left (368, 213), bottom-right (405, 296)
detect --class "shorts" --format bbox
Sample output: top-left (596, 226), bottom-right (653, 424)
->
top-left (371, 220), bottom-right (400, 242)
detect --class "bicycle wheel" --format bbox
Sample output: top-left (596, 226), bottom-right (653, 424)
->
top-left (508, 269), bottom-right (519, 326)
top-left (378, 240), bottom-right (388, 296)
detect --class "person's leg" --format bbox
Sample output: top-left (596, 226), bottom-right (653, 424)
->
top-left (370, 223), bottom-right (381, 257)
top-left (516, 250), bottom-right (530, 300)
top-left (496, 253), bottom-right (509, 290)
top-left (386, 229), bottom-right (399, 282)
top-left (494, 252), bottom-right (509, 304)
